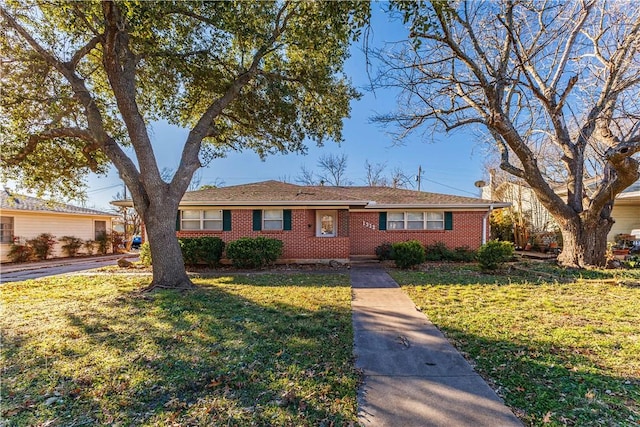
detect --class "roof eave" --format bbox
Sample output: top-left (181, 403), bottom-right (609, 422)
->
top-left (364, 202), bottom-right (511, 209)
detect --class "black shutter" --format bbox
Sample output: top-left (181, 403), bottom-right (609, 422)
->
top-left (176, 211), bottom-right (181, 231)
top-left (253, 210), bottom-right (262, 231)
top-left (379, 212), bottom-right (387, 231)
top-left (283, 210), bottom-right (292, 230)
top-left (222, 210), bottom-right (232, 231)
top-left (444, 212), bottom-right (453, 230)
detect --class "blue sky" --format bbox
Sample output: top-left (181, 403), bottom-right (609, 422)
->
top-left (84, 5), bottom-right (490, 211)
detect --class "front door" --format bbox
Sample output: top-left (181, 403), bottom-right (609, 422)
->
top-left (316, 210), bottom-right (337, 237)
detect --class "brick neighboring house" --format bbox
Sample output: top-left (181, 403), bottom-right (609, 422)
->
top-left (150, 181), bottom-right (508, 263)
top-left (1, 189), bottom-right (114, 262)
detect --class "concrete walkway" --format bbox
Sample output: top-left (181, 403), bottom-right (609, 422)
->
top-left (351, 266), bottom-right (523, 426)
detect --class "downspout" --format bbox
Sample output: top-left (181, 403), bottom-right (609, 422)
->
top-left (482, 204), bottom-right (495, 245)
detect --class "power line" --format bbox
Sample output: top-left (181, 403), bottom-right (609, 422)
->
top-left (86, 184), bottom-right (122, 194)
top-left (422, 177), bottom-right (478, 196)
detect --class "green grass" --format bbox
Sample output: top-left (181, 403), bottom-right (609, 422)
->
top-left (1, 274), bottom-right (358, 426)
top-left (391, 264), bottom-right (640, 427)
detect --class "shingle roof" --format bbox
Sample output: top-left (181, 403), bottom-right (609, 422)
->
top-left (180, 180), bottom-right (505, 208)
top-left (1, 189), bottom-right (113, 216)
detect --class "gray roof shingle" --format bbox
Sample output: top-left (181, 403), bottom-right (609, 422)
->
top-left (1, 189), bottom-right (113, 216)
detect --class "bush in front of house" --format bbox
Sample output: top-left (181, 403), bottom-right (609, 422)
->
top-left (8, 238), bottom-right (33, 263)
top-left (392, 240), bottom-right (426, 269)
top-left (179, 237), bottom-right (225, 267)
top-left (225, 236), bottom-right (283, 268)
top-left (477, 240), bottom-right (514, 271)
top-left (96, 232), bottom-right (110, 255)
top-left (139, 242), bottom-right (152, 266)
top-left (375, 241), bottom-right (393, 261)
top-left (452, 246), bottom-right (477, 262)
top-left (424, 241), bottom-right (454, 261)
top-left (84, 240), bottom-right (95, 255)
top-left (26, 233), bottom-right (57, 260)
top-left (60, 236), bottom-right (84, 257)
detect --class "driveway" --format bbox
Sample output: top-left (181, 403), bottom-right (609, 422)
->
top-left (0, 254), bottom-right (138, 284)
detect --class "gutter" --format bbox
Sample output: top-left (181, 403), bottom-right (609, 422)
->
top-left (482, 204), bottom-right (496, 245)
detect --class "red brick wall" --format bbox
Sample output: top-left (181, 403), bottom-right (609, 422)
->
top-left (176, 208), bottom-right (487, 260)
top-left (349, 211), bottom-right (487, 256)
top-left (176, 209), bottom-right (350, 260)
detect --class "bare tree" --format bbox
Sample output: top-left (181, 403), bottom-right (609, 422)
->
top-left (295, 165), bottom-right (319, 185)
top-left (377, 1), bottom-right (640, 267)
top-left (317, 153), bottom-right (352, 186)
top-left (390, 167), bottom-right (413, 189)
top-left (364, 160), bottom-right (388, 186)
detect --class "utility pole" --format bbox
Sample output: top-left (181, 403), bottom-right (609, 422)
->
top-left (416, 165), bottom-right (423, 191)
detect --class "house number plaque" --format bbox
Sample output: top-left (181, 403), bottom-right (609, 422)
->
top-left (362, 221), bottom-right (376, 230)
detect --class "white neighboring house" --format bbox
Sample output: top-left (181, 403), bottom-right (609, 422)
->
top-left (1, 189), bottom-right (114, 262)
top-left (482, 177), bottom-right (640, 243)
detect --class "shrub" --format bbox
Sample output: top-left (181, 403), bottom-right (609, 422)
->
top-left (84, 240), bottom-right (95, 255)
top-left (225, 236), bottom-right (283, 268)
top-left (477, 240), bottom-right (514, 271)
top-left (95, 232), bottom-right (110, 255)
top-left (392, 240), bottom-right (426, 269)
top-left (60, 236), bottom-right (84, 257)
top-left (8, 239), bottom-right (32, 263)
top-left (139, 242), bottom-right (152, 266)
top-left (111, 231), bottom-right (125, 253)
top-left (452, 246), bottom-right (477, 262)
top-left (179, 237), bottom-right (225, 267)
top-left (375, 242), bottom-right (393, 261)
top-left (26, 233), bottom-right (56, 260)
top-left (424, 241), bottom-right (454, 261)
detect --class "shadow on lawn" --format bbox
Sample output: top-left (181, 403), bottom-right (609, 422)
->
top-left (2, 276), bottom-right (356, 426)
top-left (416, 323), bottom-right (640, 426)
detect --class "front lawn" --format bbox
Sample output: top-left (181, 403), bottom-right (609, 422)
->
top-left (391, 264), bottom-right (640, 427)
top-left (1, 274), bottom-right (357, 426)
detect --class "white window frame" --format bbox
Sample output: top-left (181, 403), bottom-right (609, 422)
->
top-left (263, 209), bottom-right (283, 230)
top-left (181, 210), bottom-right (223, 231)
top-left (0, 216), bottom-right (14, 244)
top-left (316, 210), bottom-right (337, 237)
top-left (387, 211), bottom-right (445, 230)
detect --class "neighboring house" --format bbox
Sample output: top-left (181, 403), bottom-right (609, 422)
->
top-left (482, 177), bottom-right (640, 243)
top-left (1, 189), bottom-right (114, 262)
top-left (116, 181), bottom-right (508, 263)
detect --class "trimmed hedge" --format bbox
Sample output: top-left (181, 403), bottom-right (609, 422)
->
top-left (392, 240), bottom-right (426, 269)
top-left (225, 236), bottom-right (283, 268)
top-left (477, 240), bottom-right (514, 270)
top-left (179, 237), bottom-right (225, 267)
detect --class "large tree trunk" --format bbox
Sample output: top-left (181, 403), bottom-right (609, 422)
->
top-left (557, 215), bottom-right (613, 268)
top-left (143, 206), bottom-right (194, 291)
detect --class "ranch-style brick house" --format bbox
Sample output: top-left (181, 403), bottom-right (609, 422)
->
top-left (165, 181), bottom-right (509, 263)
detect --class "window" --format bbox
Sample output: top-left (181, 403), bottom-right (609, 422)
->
top-left (316, 210), bottom-right (337, 237)
top-left (426, 212), bottom-right (445, 230)
top-left (0, 216), bottom-right (14, 243)
top-left (386, 211), bottom-right (446, 230)
top-left (95, 220), bottom-right (107, 240)
top-left (263, 209), bottom-right (283, 230)
top-left (181, 210), bottom-right (223, 230)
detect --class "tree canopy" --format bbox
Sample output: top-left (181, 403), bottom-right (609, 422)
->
top-left (0, 1), bottom-right (369, 288)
